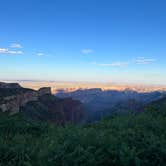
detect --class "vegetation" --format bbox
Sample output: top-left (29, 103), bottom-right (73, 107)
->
top-left (0, 105), bottom-right (166, 166)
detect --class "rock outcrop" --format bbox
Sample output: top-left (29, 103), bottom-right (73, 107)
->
top-left (0, 82), bottom-right (21, 88)
top-left (38, 87), bottom-right (51, 96)
top-left (0, 90), bottom-right (38, 114)
top-left (0, 82), bottom-right (84, 124)
top-left (0, 84), bottom-right (51, 114)
top-left (21, 95), bottom-right (84, 125)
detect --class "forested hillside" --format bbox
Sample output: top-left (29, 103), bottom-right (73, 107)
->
top-left (0, 100), bottom-right (166, 166)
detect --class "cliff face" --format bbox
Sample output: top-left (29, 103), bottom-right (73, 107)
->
top-left (21, 95), bottom-right (84, 125)
top-left (0, 82), bottom-right (84, 124)
top-left (0, 82), bottom-right (21, 88)
top-left (0, 90), bottom-right (38, 114)
top-left (38, 87), bottom-right (51, 96)
top-left (0, 86), bottom-right (51, 114)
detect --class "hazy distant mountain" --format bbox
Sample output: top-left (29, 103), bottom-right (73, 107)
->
top-left (1, 82), bottom-right (166, 124)
top-left (3, 80), bottom-right (166, 94)
top-left (56, 88), bottom-right (166, 121)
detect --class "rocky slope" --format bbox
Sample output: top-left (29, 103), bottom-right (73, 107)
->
top-left (56, 88), bottom-right (165, 111)
top-left (146, 95), bottom-right (166, 113)
top-left (56, 88), bottom-right (166, 121)
top-left (21, 95), bottom-right (84, 125)
top-left (0, 82), bottom-right (84, 124)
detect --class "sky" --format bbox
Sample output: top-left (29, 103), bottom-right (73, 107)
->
top-left (0, 0), bottom-right (166, 85)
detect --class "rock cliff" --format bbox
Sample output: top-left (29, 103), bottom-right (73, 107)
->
top-left (0, 82), bottom-right (84, 124)
top-left (0, 82), bottom-right (21, 88)
top-left (38, 87), bottom-right (51, 96)
top-left (0, 85), bottom-right (51, 114)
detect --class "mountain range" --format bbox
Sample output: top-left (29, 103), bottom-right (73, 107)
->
top-left (1, 82), bottom-right (166, 124)
top-left (56, 88), bottom-right (166, 121)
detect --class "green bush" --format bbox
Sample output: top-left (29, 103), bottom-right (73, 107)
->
top-left (0, 108), bottom-right (166, 166)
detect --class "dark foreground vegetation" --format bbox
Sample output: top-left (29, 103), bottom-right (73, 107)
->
top-left (0, 104), bottom-right (166, 166)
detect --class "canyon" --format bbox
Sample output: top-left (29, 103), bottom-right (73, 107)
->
top-left (0, 82), bottom-right (84, 125)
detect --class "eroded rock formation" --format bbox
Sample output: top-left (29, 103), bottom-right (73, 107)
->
top-left (0, 82), bottom-right (21, 88)
top-left (0, 82), bottom-right (84, 124)
top-left (38, 87), bottom-right (51, 96)
top-left (0, 84), bottom-right (51, 113)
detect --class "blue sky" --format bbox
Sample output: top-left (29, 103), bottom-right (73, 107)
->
top-left (0, 0), bottom-right (166, 85)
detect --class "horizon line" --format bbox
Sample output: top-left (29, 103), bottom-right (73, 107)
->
top-left (1, 79), bottom-right (166, 87)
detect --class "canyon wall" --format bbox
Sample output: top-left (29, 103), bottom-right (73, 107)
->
top-left (0, 86), bottom-right (51, 114)
top-left (0, 83), bottom-right (84, 125)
